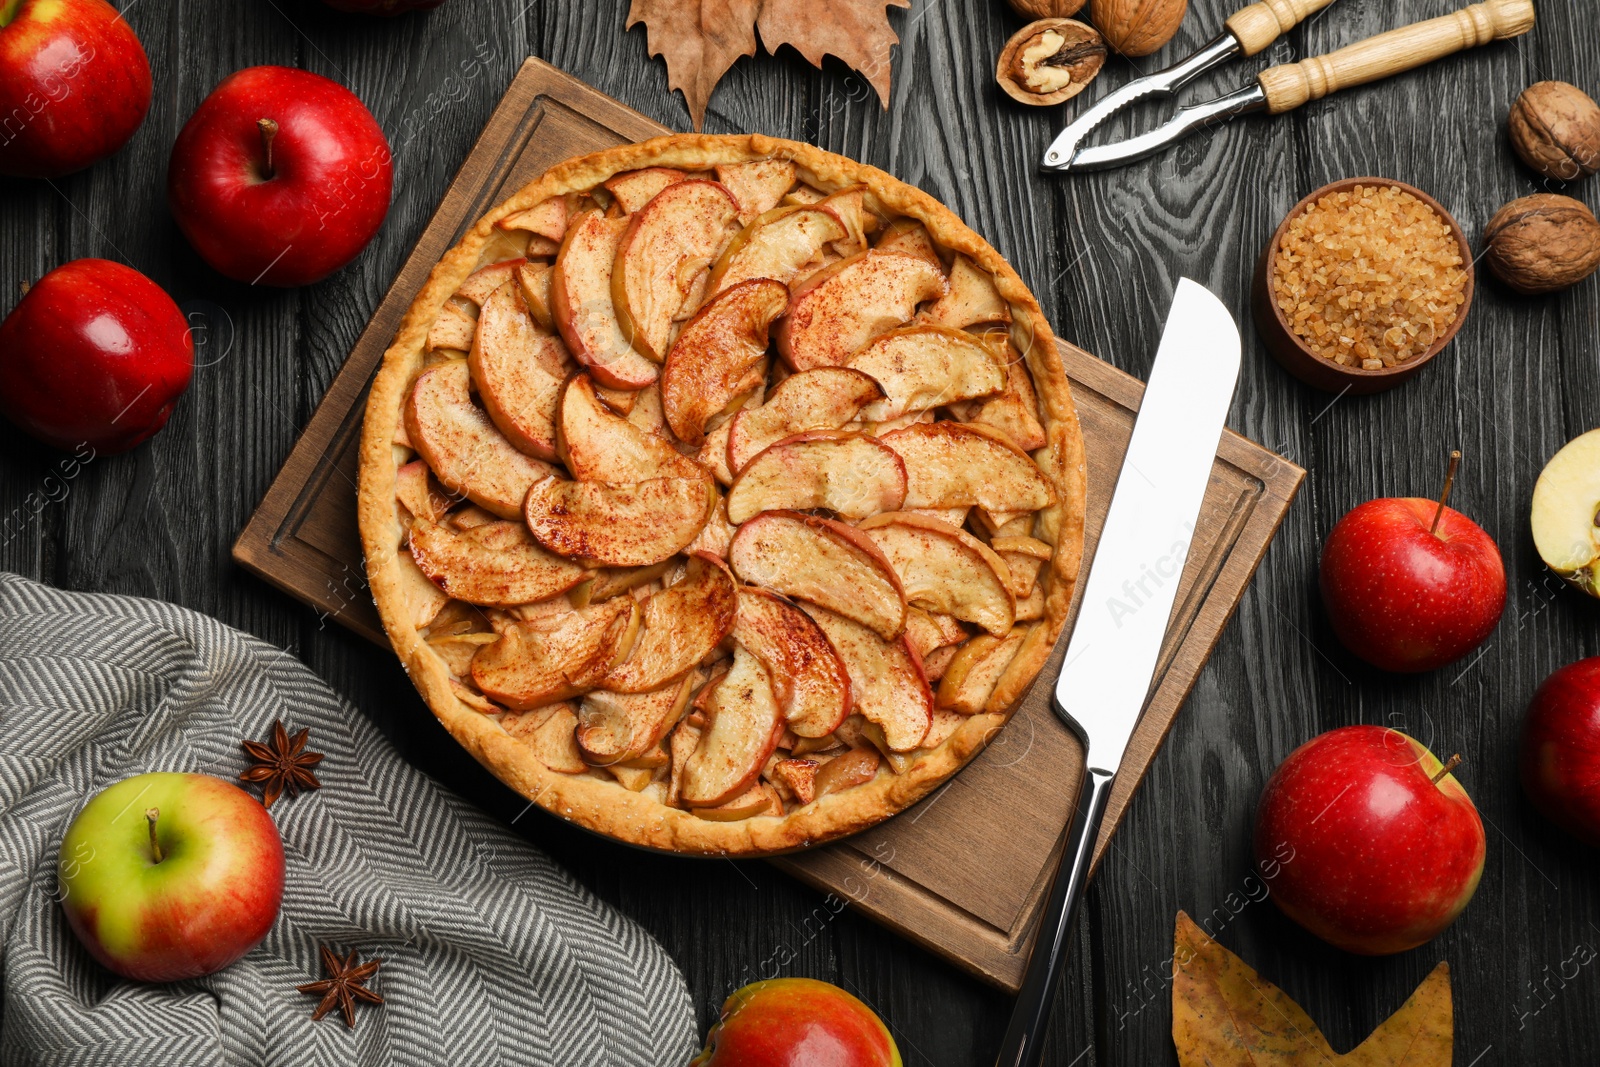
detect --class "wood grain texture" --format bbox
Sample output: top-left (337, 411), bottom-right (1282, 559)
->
top-left (3, 0), bottom-right (1598, 1062)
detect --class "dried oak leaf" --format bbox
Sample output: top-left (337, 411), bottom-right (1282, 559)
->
top-left (627, 0), bottom-right (907, 131)
top-left (1172, 911), bottom-right (1452, 1066)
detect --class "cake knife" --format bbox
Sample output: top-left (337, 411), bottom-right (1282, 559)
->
top-left (995, 279), bottom-right (1241, 1067)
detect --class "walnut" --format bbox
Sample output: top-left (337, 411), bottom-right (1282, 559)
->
top-left (1483, 194), bottom-right (1600, 295)
top-left (996, 19), bottom-right (1107, 107)
top-left (1005, 0), bottom-right (1086, 17)
top-left (1089, 0), bottom-right (1188, 58)
top-left (1508, 81), bottom-right (1600, 182)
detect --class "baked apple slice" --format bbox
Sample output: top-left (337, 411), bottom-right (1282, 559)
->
top-left (576, 671), bottom-right (697, 766)
top-left (880, 421), bottom-right (1055, 514)
top-left (456, 258), bottom-right (526, 306)
top-left (903, 607), bottom-right (968, 659)
top-left (660, 279), bottom-right (789, 445)
top-left (427, 301), bottom-right (476, 353)
top-left (801, 604), bottom-right (932, 752)
top-left (502, 704), bottom-right (587, 773)
top-left (692, 781), bottom-right (783, 820)
top-left (990, 534), bottom-right (1053, 598)
top-left (874, 218), bottom-right (942, 270)
top-left (467, 280), bottom-right (572, 461)
top-left (725, 368), bottom-right (885, 473)
top-left (680, 646), bottom-right (786, 807)
top-left (471, 597), bottom-right (642, 709)
top-left (557, 374), bottom-right (707, 483)
top-left (858, 513), bottom-right (1016, 636)
top-left (847, 325), bottom-right (1007, 421)
top-left (920, 255), bottom-right (1010, 329)
top-left (817, 185), bottom-right (881, 257)
top-left (396, 460), bottom-right (450, 526)
top-left (551, 210), bottom-right (659, 389)
top-left (395, 549), bottom-right (450, 629)
top-left (602, 167), bottom-right (686, 213)
top-left (706, 206), bottom-right (848, 296)
top-left (937, 627), bottom-right (1029, 714)
top-left (405, 360), bottom-right (558, 519)
top-left (728, 510), bottom-right (906, 639)
top-left (516, 261), bottom-right (556, 331)
top-left (949, 353), bottom-right (1047, 453)
top-left (602, 553), bottom-right (738, 693)
top-left (733, 587), bottom-right (852, 737)
top-left (524, 475), bottom-right (715, 567)
top-left (714, 158), bottom-right (796, 223)
top-left (409, 519), bottom-right (588, 607)
top-left (612, 180), bottom-right (742, 362)
top-left (725, 431), bottom-right (907, 523)
top-left (496, 195), bottom-right (570, 243)
top-left (776, 251), bottom-right (946, 371)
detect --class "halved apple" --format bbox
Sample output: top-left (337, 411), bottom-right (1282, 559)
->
top-left (801, 604), bottom-right (932, 752)
top-left (726, 431), bottom-right (907, 523)
top-left (612, 180), bottom-right (742, 362)
top-left (706, 206), bottom-right (848, 296)
top-left (456, 257), bottom-right (526, 306)
top-left (409, 519), bottom-right (588, 607)
top-left (576, 671), bottom-right (697, 766)
top-left (660, 279), bottom-right (789, 445)
top-left (726, 368), bottom-right (885, 473)
top-left (557, 373), bottom-right (708, 483)
top-left (1531, 427), bottom-right (1600, 595)
top-left (990, 534), bottom-right (1053, 598)
top-left (728, 510), bottom-right (907, 639)
top-left (937, 626), bottom-right (1028, 714)
top-left (467, 280), bottom-right (572, 461)
top-left (776, 251), bottom-right (946, 372)
top-left (524, 475), bottom-right (715, 567)
top-left (497, 194), bottom-right (571, 242)
top-left (919, 255), bottom-right (1010, 330)
top-left (471, 597), bottom-right (642, 709)
top-left (405, 360), bottom-right (558, 519)
top-left (516, 261), bottom-right (556, 331)
top-left (602, 553), bottom-right (738, 693)
top-left (734, 586), bottom-right (852, 737)
top-left (858, 513), bottom-right (1015, 636)
top-left (881, 421), bottom-right (1055, 514)
top-left (847, 325), bottom-right (1007, 421)
top-left (427, 300), bottom-right (476, 353)
top-left (602, 167), bottom-right (686, 213)
top-left (396, 460), bottom-right (450, 525)
top-left (950, 355), bottom-right (1047, 453)
top-left (551, 210), bottom-right (659, 389)
top-left (874, 218), bottom-right (942, 271)
top-left (501, 703), bottom-right (587, 773)
top-left (903, 607), bottom-right (968, 659)
top-left (680, 645), bottom-right (786, 807)
top-left (715, 158), bottom-right (796, 224)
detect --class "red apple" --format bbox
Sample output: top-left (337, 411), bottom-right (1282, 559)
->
top-left (1521, 657), bottom-right (1600, 845)
top-left (691, 978), bottom-right (901, 1067)
top-left (1254, 725), bottom-right (1486, 955)
top-left (167, 66), bottom-right (392, 287)
top-left (1319, 457), bottom-right (1506, 672)
top-left (0, 0), bottom-right (151, 177)
top-left (319, 0), bottom-right (447, 12)
top-left (0, 259), bottom-right (193, 453)
top-left (58, 772), bottom-right (285, 982)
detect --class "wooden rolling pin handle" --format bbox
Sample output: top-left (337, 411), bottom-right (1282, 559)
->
top-left (1225, 0), bottom-right (1339, 58)
top-left (1257, 0), bottom-right (1536, 114)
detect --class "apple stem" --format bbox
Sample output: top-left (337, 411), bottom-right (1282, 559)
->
top-left (258, 118), bottom-right (280, 179)
top-left (1431, 754), bottom-right (1462, 785)
top-left (145, 807), bottom-right (164, 864)
top-left (1429, 450), bottom-right (1462, 537)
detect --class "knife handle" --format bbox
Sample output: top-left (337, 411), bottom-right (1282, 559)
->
top-left (1257, 0), bottom-right (1535, 114)
top-left (1225, 0), bottom-right (1340, 58)
top-left (994, 765), bottom-right (1116, 1067)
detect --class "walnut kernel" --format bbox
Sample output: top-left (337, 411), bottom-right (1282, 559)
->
top-left (1483, 194), bottom-right (1600, 295)
top-left (1509, 81), bottom-right (1600, 182)
top-left (996, 19), bottom-right (1107, 107)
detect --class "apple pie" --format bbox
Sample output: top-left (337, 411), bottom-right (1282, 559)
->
top-left (358, 134), bottom-right (1086, 855)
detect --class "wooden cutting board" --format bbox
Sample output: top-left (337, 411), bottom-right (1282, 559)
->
top-left (232, 57), bottom-right (1303, 993)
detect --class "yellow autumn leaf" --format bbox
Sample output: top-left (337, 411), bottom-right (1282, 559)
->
top-left (1172, 911), bottom-right (1452, 1066)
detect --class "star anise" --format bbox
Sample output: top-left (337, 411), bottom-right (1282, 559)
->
top-left (239, 720), bottom-right (323, 809)
top-left (297, 945), bottom-right (384, 1028)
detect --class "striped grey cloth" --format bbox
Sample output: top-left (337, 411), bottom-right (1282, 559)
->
top-left (0, 573), bottom-right (697, 1066)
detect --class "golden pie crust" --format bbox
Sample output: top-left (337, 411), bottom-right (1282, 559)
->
top-left (358, 133), bottom-right (1087, 856)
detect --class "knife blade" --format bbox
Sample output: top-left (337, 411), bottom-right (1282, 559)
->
top-left (996, 278), bottom-right (1241, 1067)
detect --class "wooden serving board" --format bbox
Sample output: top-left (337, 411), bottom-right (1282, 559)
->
top-left (232, 57), bottom-right (1303, 993)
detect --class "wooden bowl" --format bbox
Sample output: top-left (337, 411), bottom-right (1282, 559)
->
top-left (1252, 177), bottom-right (1475, 395)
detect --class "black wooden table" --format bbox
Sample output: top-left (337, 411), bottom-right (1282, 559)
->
top-left (3, 0), bottom-right (1596, 1061)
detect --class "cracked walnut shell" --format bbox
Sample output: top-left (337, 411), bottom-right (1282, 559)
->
top-left (1509, 81), bottom-right (1600, 182)
top-left (996, 19), bottom-right (1107, 107)
top-left (1483, 194), bottom-right (1600, 295)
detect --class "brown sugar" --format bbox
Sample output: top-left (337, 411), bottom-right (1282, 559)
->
top-left (1272, 184), bottom-right (1468, 370)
